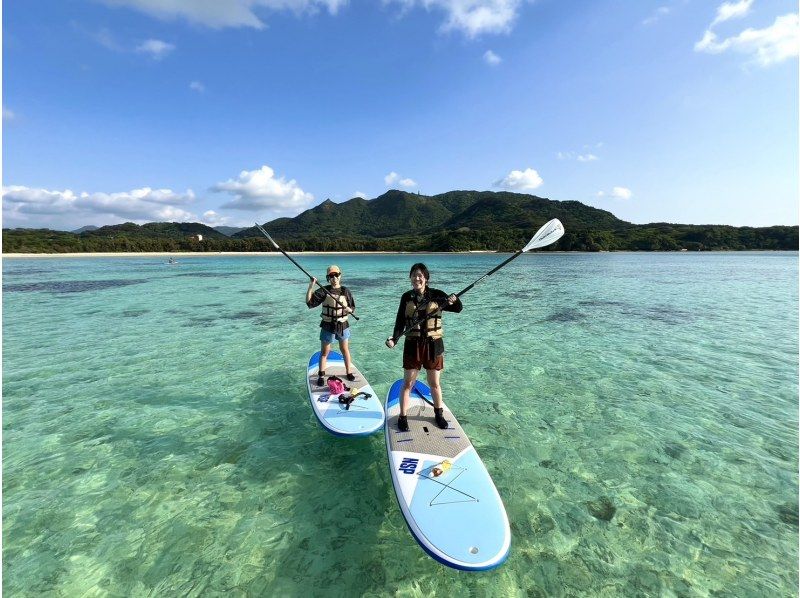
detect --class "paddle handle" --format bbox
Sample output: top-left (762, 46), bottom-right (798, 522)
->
top-left (389, 250), bottom-right (525, 343)
top-left (255, 223), bottom-right (360, 321)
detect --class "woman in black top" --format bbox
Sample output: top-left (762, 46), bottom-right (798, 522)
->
top-left (385, 263), bottom-right (462, 432)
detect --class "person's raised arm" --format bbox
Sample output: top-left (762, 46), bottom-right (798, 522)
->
top-left (306, 278), bottom-right (322, 307)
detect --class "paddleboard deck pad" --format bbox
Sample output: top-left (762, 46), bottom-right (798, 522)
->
top-left (307, 351), bottom-right (384, 437)
top-left (385, 379), bottom-right (511, 570)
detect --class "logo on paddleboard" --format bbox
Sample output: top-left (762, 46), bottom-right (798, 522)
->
top-left (399, 457), bottom-right (419, 475)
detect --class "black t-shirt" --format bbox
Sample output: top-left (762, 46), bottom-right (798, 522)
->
top-left (391, 287), bottom-right (462, 341)
top-left (308, 285), bottom-right (355, 333)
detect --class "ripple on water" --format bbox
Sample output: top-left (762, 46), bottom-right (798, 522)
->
top-left (2, 252), bottom-right (797, 596)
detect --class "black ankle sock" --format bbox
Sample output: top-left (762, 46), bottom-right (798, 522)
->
top-left (346, 372), bottom-right (356, 382)
top-left (434, 408), bottom-right (448, 429)
top-left (317, 371), bottom-right (325, 386)
top-left (397, 415), bottom-right (409, 432)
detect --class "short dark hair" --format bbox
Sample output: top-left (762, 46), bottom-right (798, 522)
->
top-left (409, 262), bottom-right (429, 281)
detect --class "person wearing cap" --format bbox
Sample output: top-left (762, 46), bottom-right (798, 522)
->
top-left (306, 265), bottom-right (356, 386)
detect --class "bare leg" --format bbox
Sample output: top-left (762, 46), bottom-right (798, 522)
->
top-left (338, 338), bottom-right (353, 376)
top-left (319, 341), bottom-right (331, 377)
top-left (400, 368), bottom-right (419, 417)
top-left (426, 368), bottom-right (443, 409)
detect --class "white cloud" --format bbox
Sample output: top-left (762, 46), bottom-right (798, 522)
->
top-left (712, 0), bottom-right (753, 27)
top-left (384, 172), bottom-right (417, 188)
top-left (211, 165), bottom-right (315, 215)
top-left (695, 2), bottom-right (797, 67)
top-left (189, 81), bottom-right (206, 93)
top-left (611, 186), bottom-right (632, 200)
top-left (201, 210), bottom-right (233, 226)
top-left (495, 168), bottom-right (543, 191)
top-left (353, 191), bottom-right (368, 199)
top-left (2, 185), bottom-right (197, 226)
top-left (559, 149), bottom-right (600, 162)
top-left (642, 6), bottom-right (670, 26)
top-left (3, 106), bottom-right (15, 121)
top-left (387, 0), bottom-right (521, 37)
top-left (136, 39), bottom-right (175, 59)
top-left (92, 27), bottom-right (123, 51)
top-left (102, 0), bottom-right (524, 36)
top-left (695, 13), bottom-right (799, 66)
top-left (483, 49), bottom-right (502, 65)
top-left (102, 0), bottom-right (348, 29)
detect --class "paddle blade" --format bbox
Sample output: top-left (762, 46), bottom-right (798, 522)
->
top-left (522, 218), bottom-right (564, 252)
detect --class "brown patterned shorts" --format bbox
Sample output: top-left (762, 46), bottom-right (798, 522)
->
top-left (402, 337), bottom-right (444, 371)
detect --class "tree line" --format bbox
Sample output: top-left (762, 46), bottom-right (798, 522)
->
top-left (3, 224), bottom-right (797, 253)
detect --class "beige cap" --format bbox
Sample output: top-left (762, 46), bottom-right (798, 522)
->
top-left (327, 264), bottom-right (341, 275)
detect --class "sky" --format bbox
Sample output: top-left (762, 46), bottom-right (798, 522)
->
top-left (2, 0), bottom-right (798, 230)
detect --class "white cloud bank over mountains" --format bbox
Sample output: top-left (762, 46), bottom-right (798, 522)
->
top-left (2, 164), bottom-right (317, 228)
top-left (3, 163), bottom-right (635, 230)
top-left (102, 0), bottom-right (524, 37)
top-left (211, 165), bottom-right (315, 215)
top-left (2, 185), bottom-right (196, 228)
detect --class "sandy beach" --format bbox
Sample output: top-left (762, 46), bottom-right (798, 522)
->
top-left (3, 251), bottom-right (406, 258)
top-left (3, 250), bottom-right (499, 258)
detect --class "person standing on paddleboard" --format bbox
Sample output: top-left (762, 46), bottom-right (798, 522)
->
top-left (307, 265), bottom-right (356, 386)
top-left (385, 263), bottom-right (462, 432)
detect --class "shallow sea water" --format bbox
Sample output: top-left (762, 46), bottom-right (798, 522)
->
top-left (3, 252), bottom-right (798, 596)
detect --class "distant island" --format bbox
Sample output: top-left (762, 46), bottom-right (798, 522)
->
top-left (3, 190), bottom-right (797, 253)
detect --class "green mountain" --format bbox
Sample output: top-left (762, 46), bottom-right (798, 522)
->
top-left (236, 190), bottom-right (456, 239)
top-left (85, 221), bottom-right (227, 239)
top-left (214, 226), bottom-right (247, 237)
top-left (235, 190), bottom-right (627, 240)
top-left (3, 190), bottom-right (797, 252)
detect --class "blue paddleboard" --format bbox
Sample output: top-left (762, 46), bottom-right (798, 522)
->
top-left (385, 379), bottom-right (511, 570)
top-left (306, 351), bottom-right (384, 437)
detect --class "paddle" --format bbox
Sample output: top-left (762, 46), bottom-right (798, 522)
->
top-left (254, 222), bottom-right (359, 321)
top-left (412, 382), bottom-right (435, 407)
top-left (386, 218), bottom-right (564, 345)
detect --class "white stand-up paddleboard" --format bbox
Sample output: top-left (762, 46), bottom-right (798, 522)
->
top-left (307, 351), bottom-right (385, 437)
top-left (385, 379), bottom-right (511, 570)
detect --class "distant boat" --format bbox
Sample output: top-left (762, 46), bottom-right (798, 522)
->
top-left (168, 257), bottom-right (179, 265)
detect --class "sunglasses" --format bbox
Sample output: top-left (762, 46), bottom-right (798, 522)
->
top-left (326, 272), bottom-right (340, 279)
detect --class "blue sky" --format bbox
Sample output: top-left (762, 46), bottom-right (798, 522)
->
top-left (3, 0), bottom-right (798, 230)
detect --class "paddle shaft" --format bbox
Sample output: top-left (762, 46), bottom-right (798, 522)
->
top-left (390, 249), bottom-right (525, 343)
top-left (454, 250), bottom-right (523, 298)
top-left (255, 223), bottom-right (359, 321)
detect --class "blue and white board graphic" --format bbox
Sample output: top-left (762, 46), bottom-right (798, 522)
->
top-left (307, 351), bottom-right (385, 437)
top-left (385, 379), bottom-right (511, 570)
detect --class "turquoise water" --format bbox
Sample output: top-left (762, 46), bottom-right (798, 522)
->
top-left (3, 252), bottom-right (798, 596)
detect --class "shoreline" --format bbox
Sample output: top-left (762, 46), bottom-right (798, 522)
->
top-left (2, 249), bottom-right (795, 259)
top-left (2, 251), bottom-right (495, 258)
